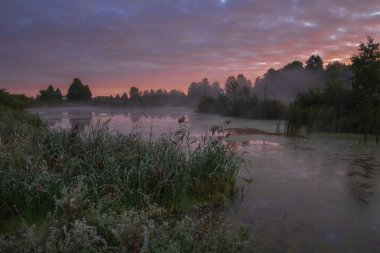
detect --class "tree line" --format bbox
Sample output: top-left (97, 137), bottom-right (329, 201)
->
top-left (0, 89), bottom-right (32, 109)
top-left (25, 36), bottom-right (380, 138)
top-left (38, 78), bottom-right (91, 101)
top-left (287, 36), bottom-right (379, 141)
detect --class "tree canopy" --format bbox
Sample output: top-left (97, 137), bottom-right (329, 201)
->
top-left (66, 78), bottom-right (92, 100)
top-left (351, 36), bottom-right (380, 137)
top-left (305, 55), bottom-right (324, 72)
top-left (187, 78), bottom-right (222, 99)
top-left (287, 36), bottom-right (380, 140)
top-left (38, 85), bottom-right (62, 100)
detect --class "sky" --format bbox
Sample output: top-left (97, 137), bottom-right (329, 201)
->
top-left (0, 0), bottom-right (379, 96)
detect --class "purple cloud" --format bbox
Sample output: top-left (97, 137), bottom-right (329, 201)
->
top-left (0, 0), bottom-right (379, 96)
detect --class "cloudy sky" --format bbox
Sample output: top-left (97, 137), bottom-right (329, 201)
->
top-left (0, 0), bottom-right (379, 96)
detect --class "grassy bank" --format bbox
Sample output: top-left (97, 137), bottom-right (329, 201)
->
top-left (0, 108), bottom-right (249, 252)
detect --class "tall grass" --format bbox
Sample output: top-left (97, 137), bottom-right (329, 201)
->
top-left (0, 109), bottom-right (241, 217)
top-left (0, 109), bottom-right (249, 252)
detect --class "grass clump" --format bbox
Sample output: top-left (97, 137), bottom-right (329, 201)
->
top-left (0, 205), bottom-right (250, 253)
top-left (0, 108), bottom-right (249, 252)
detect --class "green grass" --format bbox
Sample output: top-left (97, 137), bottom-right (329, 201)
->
top-left (0, 108), bottom-right (250, 252)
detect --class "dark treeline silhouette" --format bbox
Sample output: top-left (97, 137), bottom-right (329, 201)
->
top-left (287, 36), bottom-right (380, 141)
top-left (195, 54), bottom-right (352, 120)
top-left (36, 78), bottom-right (188, 106)
top-left (38, 85), bottom-right (62, 100)
top-left (197, 74), bottom-right (287, 119)
top-left (11, 36), bottom-right (378, 136)
top-left (0, 89), bottom-right (32, 109)
top-left (253, 55), bottom-right (351, 103)
top-left (38, 78), bottom-right (91, 102)
top-left (93, 86), bottom-right (188, 106)
top-left (66, 78), bottom-right (92, 100)
top-left (187, 78), bottom-right (223, 101)
top-left (94, 79), bottom-right (223, 107)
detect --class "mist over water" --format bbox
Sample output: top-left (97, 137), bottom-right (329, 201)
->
top-left (29, 106), bottom-right (380, 252)
top-left (28, 106), bottom-right (284, 137)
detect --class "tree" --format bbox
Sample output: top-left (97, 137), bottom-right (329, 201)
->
top-left (325, 61), bottom-right (352, 84)
top-left (286, 37), bottom-right (380, 138)
top-left (225, 80), bottom-right (239, 115)
top-left (236, 74), bottom-right (252, 87)
top-left (142, 90), bottom-right (150, 98)
top-left (0, 89), bottom-right (32, 109)
top-left (129, 86), bottom-right (141, 100)
top-left (306, 55), bottom-right (324, 72)
top-left (187, 78), bottom-right (221, 99)
top-left (210, 82), bottom-right (223, 97)
top-left (282, 61), bottom-right (304, 71)
top-left (67, 78), bottom-right (92, 100)
top-left (121, 92), bottom-right (129, 101)
top-left (38, 85), bottom-right (62, 100)
top-left (225, 74), bottom-right (252, 99)
top-left (55, 88), bottom-right (62, 99)
top-left (168, 89), bottom-right (186, 98)
top-left (38, 85), bottom-right (54, 100)
top-left (83, 85), bottom-right (92, 100)
top-left (351, 36), bottom-right (380, 97)
top-left (351, 36), bottom-right (380, 139)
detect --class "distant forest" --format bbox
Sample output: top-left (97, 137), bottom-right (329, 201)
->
top-left (196, 49), bottom-right (351, 119)
top-left (198, 36), bottom-right (379, 140)
top-left (2, 36), bottom-right (378, 138)
top-left (288, 36), bottom-right (379, 139)
top-left (35, 52), bottom-right (351, 107)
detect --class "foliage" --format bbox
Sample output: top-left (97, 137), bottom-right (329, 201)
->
top-left (0, 109), bottom-right (249, 251)
top-left (187, 78), bottom-right (223, 100)
top-left (139, 88), bottom-right (187, 106)
top-left (0, 109), bottom-right (242, 216)
top-left (93, 88), bottom-right (188, 107)
top-left (197, 73), bottom-right (287, 119)
top-left (38, 85), bottom-right (62, 100)
top-left (67, 78), bottom-right (92, 100)
top-left (0, 206), bottom-right (250, 253)
top-left (287, 81), bottom-right (352, 134)
top-left (129, 86), bottom-right (141, 100)
top-left (253, 55), bottom-right (350, 102)
top-left (351, 36), bottom-right (380, 137)
top-left (0, 89), bottom-right (33, 109)
top-left (305, 54), bottom-right (324, 72)
top-left (325, 61), bottom-right (352, 82)
top-left (198, 94), bottom-right (287, 120)
top-left (287, 37), bottom-right (380, 139)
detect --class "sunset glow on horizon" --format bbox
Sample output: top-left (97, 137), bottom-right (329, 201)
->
top-left (1, 0), bottom-right (379, 97)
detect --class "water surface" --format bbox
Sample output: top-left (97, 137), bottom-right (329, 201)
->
top-left (28, 106), bottom-right (380, 253)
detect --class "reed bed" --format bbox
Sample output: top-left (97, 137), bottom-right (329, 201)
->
top-left (0, 108), bottom-right (250, 252)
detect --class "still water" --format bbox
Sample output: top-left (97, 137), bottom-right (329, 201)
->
top-left (29, 106), bottom-right (380, 253)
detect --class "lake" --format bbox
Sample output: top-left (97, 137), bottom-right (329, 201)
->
top-left (28, 106), bottom-right (380, 253)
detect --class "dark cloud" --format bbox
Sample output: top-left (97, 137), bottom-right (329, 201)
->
top-left (0, 0), bottom-right (379, 96)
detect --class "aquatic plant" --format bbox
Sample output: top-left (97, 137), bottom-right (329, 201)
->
top-left (0, 109), bottom-right (249, 252)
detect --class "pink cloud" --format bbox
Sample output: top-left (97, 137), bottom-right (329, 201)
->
top-left (0, 0), bottom-right (379, 96)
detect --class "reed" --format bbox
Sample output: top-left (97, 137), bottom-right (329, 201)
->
top-left (0, 109), bottom-right (249, 252)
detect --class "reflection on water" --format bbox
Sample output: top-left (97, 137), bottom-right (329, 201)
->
top-left (28, 106), bottom-right (194, 137)
top-left (28, 106), bottom-right (380, 253)
top-left (348, 155), bottom-right (379, 204)
top-left (68, 110), bottom-right (93, 128)
top-left (28, 106), bottom-right (283, 139)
